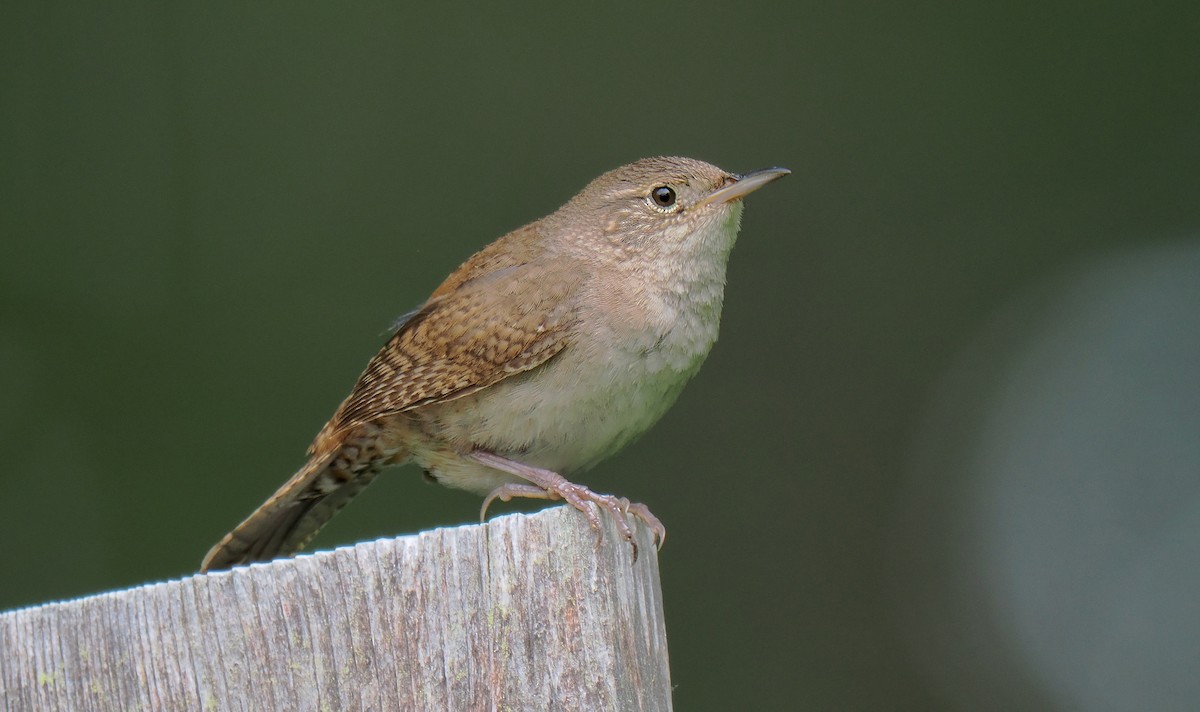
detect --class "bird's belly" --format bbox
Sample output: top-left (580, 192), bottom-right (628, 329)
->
top-left (412, 338), bottom-right (710, 494)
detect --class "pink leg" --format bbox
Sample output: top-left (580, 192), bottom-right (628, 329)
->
top-left (470, 450), bottom-right (666, 560)
top-left (480, 482), bottom-right (554, 521)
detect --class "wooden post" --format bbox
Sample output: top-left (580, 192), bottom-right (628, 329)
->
top-left (0, 507), bottom-right (672, 711)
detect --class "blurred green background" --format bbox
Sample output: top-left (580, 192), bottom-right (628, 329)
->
top-left (3, 3), bottom-right (1199, 710)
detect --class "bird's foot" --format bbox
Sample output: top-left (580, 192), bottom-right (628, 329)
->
top-left (471, 450), bottom-right (665, 561)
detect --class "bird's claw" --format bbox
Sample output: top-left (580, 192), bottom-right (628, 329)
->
top-left (472, 451), bottom-right (666, 562)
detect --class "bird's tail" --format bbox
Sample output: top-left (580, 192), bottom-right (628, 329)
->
top-left (200, 447), bottom-right (387, 572)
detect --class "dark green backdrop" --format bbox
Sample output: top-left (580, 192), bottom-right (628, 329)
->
top-left (4, 3), bottom-right (1199, 710)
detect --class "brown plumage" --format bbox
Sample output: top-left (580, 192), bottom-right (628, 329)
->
top-left (331, 242), bottom-right (578, 434)
top-left (201, 157), bottom-right (788, 572)
top-left (202, 255), bottom-right (578, 571)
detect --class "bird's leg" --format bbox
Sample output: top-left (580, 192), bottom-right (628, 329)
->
top-left (470, 450), bottom-right (666, 559)
top-left (479, 483), bottom-right (554, 521)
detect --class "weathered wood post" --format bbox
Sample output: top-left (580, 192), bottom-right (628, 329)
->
top-left (0, 507), bottom-right (672, 711)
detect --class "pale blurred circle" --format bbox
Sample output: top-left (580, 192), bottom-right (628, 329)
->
top-left (894, 241), bottom-right (1200, 711)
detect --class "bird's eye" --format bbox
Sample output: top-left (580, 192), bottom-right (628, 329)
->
top-left (651, 186), bottom-right (676, 208)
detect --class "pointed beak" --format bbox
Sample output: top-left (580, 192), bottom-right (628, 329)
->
top-left (695, 167), bottom-right (790, 208)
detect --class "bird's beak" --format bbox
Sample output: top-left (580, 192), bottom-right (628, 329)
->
top-left (695, 167), bottom-right (790, 208)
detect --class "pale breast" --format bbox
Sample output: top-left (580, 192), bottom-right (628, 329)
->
top-left (414, 210), bottom-right (739, 492)
top-left (409, 311), bottom-right (717, 495)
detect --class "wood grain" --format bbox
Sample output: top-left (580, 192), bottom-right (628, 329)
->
top-left (0, 507), bottom-right (672, 711)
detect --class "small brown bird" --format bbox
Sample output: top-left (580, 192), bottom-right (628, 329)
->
top-left (201, 156), bottom-right (788, 572)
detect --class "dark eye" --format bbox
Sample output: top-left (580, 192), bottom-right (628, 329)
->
top-left (651, 186), bottom-right (676, 208)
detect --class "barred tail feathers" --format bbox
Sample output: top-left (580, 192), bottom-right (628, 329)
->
top-left (200, 449), bottom-right (385, 572)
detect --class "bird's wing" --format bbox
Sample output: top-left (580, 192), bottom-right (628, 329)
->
top-left (200, 255), bottom-right (583, 572)
top-left (330, 257), bottom-right (580, 434)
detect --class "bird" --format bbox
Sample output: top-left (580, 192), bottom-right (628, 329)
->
top-left (200, 156), bottom-right (788, 572)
